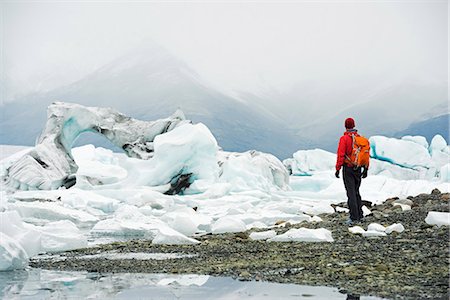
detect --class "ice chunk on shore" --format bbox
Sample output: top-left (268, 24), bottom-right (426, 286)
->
top-left (268, 228), bottom-right (333, 242)
top-left (152, 226), bottom-right (200, 245)
top-left (211, 216), bottom-right (247, 234)
top-left (425, 211), bottom-right (450, 227)
top-left (385, 223), bottom-right (405, 234)
top-left (367, 223), bottom-right (386, 232)
top-left (362, 231), bottom-right (387, 237)
top-left (348, 226), bottom-right (365, 234)
top-left (249, 230), bottom-right (277, 241)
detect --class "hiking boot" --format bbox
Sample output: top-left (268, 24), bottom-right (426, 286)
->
top-left (344, 218), bottom-right (355, 225)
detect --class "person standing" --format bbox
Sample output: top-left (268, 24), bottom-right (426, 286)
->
top-left (335, 118), bottom-right (369, 225)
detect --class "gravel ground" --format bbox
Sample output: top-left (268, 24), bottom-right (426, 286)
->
top-left (31, 189), bottom-right (450, 299)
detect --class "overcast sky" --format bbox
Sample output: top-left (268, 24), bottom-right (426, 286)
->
top-left (1, 0), bottom-right (448, 104)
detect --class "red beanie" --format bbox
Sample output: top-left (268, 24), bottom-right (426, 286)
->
top-left (345, 118), bottom-right (355, 129)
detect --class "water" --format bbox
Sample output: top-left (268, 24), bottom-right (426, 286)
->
top-left (0, 268), bottom-right (385, 299)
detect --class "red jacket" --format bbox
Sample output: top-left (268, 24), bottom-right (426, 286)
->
top-left (336, 129), bottom-right (358, 171)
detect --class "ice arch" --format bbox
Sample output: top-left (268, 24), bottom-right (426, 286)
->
top-left (5, 102), bottom-right (188, 190)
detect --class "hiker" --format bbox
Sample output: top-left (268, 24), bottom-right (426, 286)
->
top-left (335, 118), bottom-right (370, 225)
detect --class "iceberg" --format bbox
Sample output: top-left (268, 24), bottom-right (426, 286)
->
top-left (284, 149), bottom-right (335, 176)
top-left (4, 102), bottom-right (188, 191)
top-left (1, 102), bottom-right (449, 272)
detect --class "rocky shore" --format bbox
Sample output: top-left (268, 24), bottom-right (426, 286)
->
top-left (31, 190), bottom-right (449, 299)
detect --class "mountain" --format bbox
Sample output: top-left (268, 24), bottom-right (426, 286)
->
top-left (286, 81), bottom-right (448, 152)
top-left (395, 113), bottom-right (449, 143)
top-left (0, 42), bottom-right (300, 159)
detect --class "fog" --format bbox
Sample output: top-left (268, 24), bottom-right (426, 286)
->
top-left (2, 0), bottom-right (447, 106)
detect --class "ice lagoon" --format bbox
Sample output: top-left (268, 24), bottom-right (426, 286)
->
top-left (0, 269), bottom-right (384, 299)
top-left (0, 105), bottom-right (448, 298)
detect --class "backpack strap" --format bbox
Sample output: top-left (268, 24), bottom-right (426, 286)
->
top-left (344, 134), bottom-right (356, 165)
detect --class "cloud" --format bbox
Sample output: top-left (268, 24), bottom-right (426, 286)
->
top-left (2, 1), bottom-right (447, 103)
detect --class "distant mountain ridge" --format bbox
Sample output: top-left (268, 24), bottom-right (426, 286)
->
top-left (0, 42), bottom-right (301, 159)
top-left (395, 114), bottom-right (449, 143)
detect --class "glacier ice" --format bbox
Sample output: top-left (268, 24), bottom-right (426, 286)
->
top-left (4, 102), bottom-right (188, 191)
top-left (1, 103), bottom-right (450, 271)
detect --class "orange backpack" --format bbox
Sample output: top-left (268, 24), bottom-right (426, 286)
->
top-left (345, 135), bottom-right (370, 168)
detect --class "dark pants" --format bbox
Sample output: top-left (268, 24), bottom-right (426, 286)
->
top-left (343, 165), bottom-right (363, 221)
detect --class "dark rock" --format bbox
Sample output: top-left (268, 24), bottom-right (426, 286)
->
top-left (431, 188), bottom-right (441, 195)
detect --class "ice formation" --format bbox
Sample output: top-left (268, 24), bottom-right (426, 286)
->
top-left (284, 134), bottom-right (450, 181)
top-left (348, 222), bottom-right (405, 237)
top-left (267, 228), bottom-right (334, 242)
top-left (425, 211), bottom-right (450, 227)
top-left (1, 102), bottom-right (449, 271)
top-left (4, 102), bottom-right (188, 190)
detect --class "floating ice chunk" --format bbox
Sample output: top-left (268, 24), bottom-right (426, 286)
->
top-left (211, 216), bottom-right (247, 234)
top-left (367, 223), bottom-right (386, 232)
top-left (348, 226), bottom-right (365, 234)
top-left (157, 275), bottom-right (209, 286)
top-left (268, 228), bottom-right (333, 242)
top-left (152, 225), bottom-right (200, 245)
top-left (385, 223), bottom-right (405, 234)
top-left (249, 230), bottom-right (277, 241)
top-left (362, 230), bottom-right (387, 237)
top-left (425, 211), bottom-right (450, 227)
top-left (0, 232), bottom-right (29, 271)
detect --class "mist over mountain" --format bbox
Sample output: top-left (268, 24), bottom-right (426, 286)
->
top-left (0, 43), bottom-right (302, 159)
top-left (256, 80), bottom-right (448, 152)
top-left (1, 40), bottom-right (447, 157)
top-left (395, 113), bottom-right (449, 144)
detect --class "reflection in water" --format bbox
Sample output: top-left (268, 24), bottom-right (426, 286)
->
top-left (0, 268), bottom-right (384, 299)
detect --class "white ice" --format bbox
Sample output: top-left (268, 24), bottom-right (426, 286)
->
top-left (268, 228), bottom-right (334, 242)
top-left (349, 222), bottom-right (405, 237)
top-left (1, 131), bottom-right (449, 270)
top-left (249, 230), bottom-right (277, 241)
top-left (425, 211), bottom-right (450, 227)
